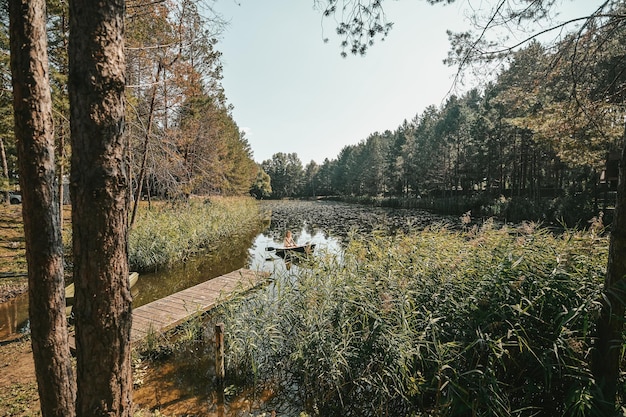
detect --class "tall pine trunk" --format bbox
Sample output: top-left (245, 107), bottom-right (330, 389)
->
top-left (593, 123), bottom-right (626, 415)
top-left (8, 1), bottom-right (76, 416)
top-left (68, 0), bottom-right (133, 415)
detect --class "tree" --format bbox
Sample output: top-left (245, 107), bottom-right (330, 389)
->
top-left (68, 0), bottom-right (133, 415)
top-left (250, 165), bottom-right (272, 199)
top-left (302, 160), bottom-right (320, 197)
top-left (262, 152), bottom-right (304, 198)
top-left (8, 0), bottom-right (76, 416)
top-left (124, 0), bottom-right (232, 202)
top-left (315, 158), bottom-right (336, 196)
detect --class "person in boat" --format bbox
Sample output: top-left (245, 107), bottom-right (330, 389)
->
top-left (284, 230), bottom-right (297, 248)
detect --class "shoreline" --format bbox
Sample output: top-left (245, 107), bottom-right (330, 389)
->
top-left (0, 279), bottom-right (27, 304)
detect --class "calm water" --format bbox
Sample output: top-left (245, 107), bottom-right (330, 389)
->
top-left (0, 200), bottom-right (448, 342)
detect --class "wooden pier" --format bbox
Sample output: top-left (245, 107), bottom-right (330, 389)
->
top-left (69, 268), bottom-right (268, 351)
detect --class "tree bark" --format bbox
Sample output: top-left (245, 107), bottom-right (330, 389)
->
top-left (8, 1), bottom-right (76, 416)
top-left (68, 0), bottom-right (133, 416)
top-left (592, 122), bottom-right (626, 415)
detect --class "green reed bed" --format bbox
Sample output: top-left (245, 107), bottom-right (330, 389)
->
top-left (128, 197), bottom-right (263, 272)
top-left (221, 222), bottom-right (609, 416)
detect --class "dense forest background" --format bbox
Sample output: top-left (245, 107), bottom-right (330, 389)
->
top-left (259, 20), bottom-right (626, 225)
top-left (0, 0), bottom-right (258, 202)
top-left (1, 1), bottom-right (625, 226)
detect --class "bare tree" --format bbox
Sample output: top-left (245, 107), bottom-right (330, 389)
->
top-left (8, 0), bottom-right (76, 415)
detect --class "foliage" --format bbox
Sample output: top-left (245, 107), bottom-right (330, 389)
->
top-left (314, 0), bottom-right (393, 57)
top-left (124, 0), bottom-right (257, 199)
top-left (222, 224), bottom-right (608, 416)
top-left (0, 6), bottom-right (16, 182)
top-left (252, 3), bottom-right (621, 229)
top-left (250, 166), bottom-right (273, 199)
top-left (128, 197), bottom-right (263, 272)
top-left (261, 153), bottom-right (305, 198)
top-left (0, 0), bottom-right (254, 200)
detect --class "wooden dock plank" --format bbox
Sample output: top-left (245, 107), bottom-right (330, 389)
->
top-left (68, 268), bottom-right (268, 352)
top-left (143, 299), bottom-right (191, 316)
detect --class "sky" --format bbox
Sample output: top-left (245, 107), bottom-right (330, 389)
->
top-left (212, 0), bottom-right (602, 165)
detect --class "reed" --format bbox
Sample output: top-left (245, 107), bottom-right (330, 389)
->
top-left (128, 197), bottom-right (263, 272)
top-left (221, 222), bottom-right (609, 416)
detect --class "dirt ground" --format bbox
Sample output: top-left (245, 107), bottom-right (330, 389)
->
top-left (0, 337), bottom-right (220, 417)
top-left (0, 339), bottom-right (39, 417)
top-left (0, 204), bottom-right (258, 416)
top-left (0, 317), bottom-right (219, 417)
top-left (0, 332), bottom-right (235, 417)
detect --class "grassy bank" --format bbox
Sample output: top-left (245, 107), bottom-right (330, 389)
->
top-left (219, 222), bottom-right (610, 416)
top-left (0, 197), bottom-right (263, 287)
top-left (128, 197), bottom-right (265, 272)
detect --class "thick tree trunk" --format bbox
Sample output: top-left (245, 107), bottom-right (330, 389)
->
top-left (592, 124), bottom-right (626, 415)
top-left (68, 0), bottom-right (133, 416)
top-left (8, 1), bottom-right (76, 416)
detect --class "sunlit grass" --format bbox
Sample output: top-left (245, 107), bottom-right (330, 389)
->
top-left (128, 197), bottom-right (264, 272)
top-left (221, 222), bottom-right (609, 416)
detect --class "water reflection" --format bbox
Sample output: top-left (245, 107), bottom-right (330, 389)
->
top-left (0, 292), bottom-right (29, 342)
top-left (130, 211), bottom-right (347, 308)
top-left (0, 200), bottom-right (448, 343)
top-left (248, 228), bottom-right (342, 274)
top-left (132, 228), bottom-right (262, 308)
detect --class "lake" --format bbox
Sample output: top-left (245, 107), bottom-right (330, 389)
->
top-left (0, 200), bottom-right (451, 342)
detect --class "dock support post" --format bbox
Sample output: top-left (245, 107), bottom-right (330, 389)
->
top-left (215, 322), bottom-right (225, 415)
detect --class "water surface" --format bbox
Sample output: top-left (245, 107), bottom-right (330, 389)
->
top-left (0, 200), bottom-right (449, 342)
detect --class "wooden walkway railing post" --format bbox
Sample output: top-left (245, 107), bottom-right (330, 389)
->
top-left (215, 322), bottom-right (225, 416)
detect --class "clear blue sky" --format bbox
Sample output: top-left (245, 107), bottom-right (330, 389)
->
top-left (213, 0), bottom-right (602, 165)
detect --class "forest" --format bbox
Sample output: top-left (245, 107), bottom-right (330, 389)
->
top-left (2, 1), bottom-right (623, 227)
top-left (260, 23), bottom-right (625, 225)
top-left (0, 0), bottom-right (258, 203)
top-left (3, 0), bottom-right (626, 415)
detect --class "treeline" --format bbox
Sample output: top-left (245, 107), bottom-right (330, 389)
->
top-left (0, 0), bottom-right (257, 200)
top-left (260, 20), bottom-right (625, 224)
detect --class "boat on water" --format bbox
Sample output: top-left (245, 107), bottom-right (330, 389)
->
top-left (273, 244), bottom-right (316, 260)
top-left (65, 271), bottom-right (139, 304)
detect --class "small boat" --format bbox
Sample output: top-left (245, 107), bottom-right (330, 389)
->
top-left (273, 244), bottom-right (316, 260)
top-left (65, 272), bottom-right (139, 303)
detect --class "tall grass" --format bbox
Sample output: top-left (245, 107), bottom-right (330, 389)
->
top-left (128, 197), bottom-right (264, 272)
top-left (221, 222), bottom-right (609, 416)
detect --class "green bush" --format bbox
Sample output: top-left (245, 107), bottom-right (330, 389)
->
top-left (222, 222), bottom-right (608, 416)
